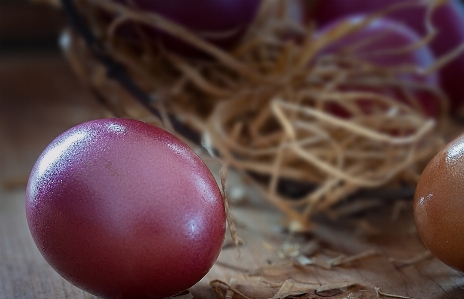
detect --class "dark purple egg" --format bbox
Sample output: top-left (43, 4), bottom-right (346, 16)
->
top-left (308, 0), bottom-right (464, 112)
top-left (26, 118), bottom-right (226, 298)
top-left (113, 0), bottom-right (262, 57)
top-left (316, 15), bottom-right (440, 117)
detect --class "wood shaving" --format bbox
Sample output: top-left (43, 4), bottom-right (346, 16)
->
top-left (56, 0), bottom-right (462, 229)
top-left (389, 250), bottom-right (433, 268)
top-left (330, 249), bottom-right (379, 267)
top-left (223, 278), bottom-right (363, 299)
top-left (317, 282), bottom-right (359, 292)
top-left (210, 279), bottom-right (252, 299)
top-left (168, 290), bottom-right (194, 299)
top-left (302, 249), bottom-right (378, 270)
top-left (269, 279), bottom-right (364, 299)
top-left (270, 280), bottom-right (307, 299)
top-left (264, 239), bottom-right (378, 270)
top-left (294, 254), bottom-right (313, 266)
top-left (374, 287), bottom-right (413, 299)
top-left (263, 239), bottom-right (321, 267)
top-left (226, 278), bottom-right (238, 299)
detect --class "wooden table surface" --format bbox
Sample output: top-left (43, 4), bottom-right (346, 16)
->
top-left (1, 52), bottom-right (463, 299)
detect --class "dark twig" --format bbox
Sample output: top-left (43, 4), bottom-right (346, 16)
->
top-left (60, 0), bottom-right (161, 119)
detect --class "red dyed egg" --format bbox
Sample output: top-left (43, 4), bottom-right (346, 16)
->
top-left (113, 0), bottom-right (262, 56)
top-left (26, 118), bottom-right (226, 298)
top-left (309, 0), bottom-right (464, 112)
top-left (414, 133), bottom-right (464, 272)
top-left (316, 15), bottom-right (440, 117)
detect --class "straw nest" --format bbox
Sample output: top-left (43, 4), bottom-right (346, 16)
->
top-left (54, 0), bottom-right (460, 231)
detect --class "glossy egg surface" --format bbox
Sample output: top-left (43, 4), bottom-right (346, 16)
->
top-left (414, 133), bottom-right (464, 272)
top-left (26, 118), bottom-right (226, 298)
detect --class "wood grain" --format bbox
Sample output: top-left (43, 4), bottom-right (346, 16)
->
top-left (1, 53), bottom-right (463, 299)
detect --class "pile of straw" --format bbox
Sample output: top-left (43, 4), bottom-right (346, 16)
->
top-left (58, 0), bottom-right (457, 230)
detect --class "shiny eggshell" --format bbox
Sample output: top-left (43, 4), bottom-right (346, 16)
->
top-left (26, 118), bottom-right (226, 298)
top-left (414, 133), bottom-right (464, 272)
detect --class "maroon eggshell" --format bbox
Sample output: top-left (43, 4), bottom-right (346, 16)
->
top-left (414, 133), bottom-right (464, 272)
top-left (26, 118), bottom-right (226, 298)
top-left (315, 15), bottom-right (440, 117)
top-left (112, 0), bottom-right (262, 57)
top-left (309, 0), bottom-right (464, 112)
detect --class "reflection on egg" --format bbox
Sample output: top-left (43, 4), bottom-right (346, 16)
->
top-left (414, 133), bottom-right (464, 272)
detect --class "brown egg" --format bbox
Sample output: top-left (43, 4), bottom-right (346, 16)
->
top-left (414, 133), bottom-right (464, 272)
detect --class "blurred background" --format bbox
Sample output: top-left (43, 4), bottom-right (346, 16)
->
top-left (1, 2), bottom-right (464, 298)
top-left (0, 0), bottom-right (464, 188)
top-left (0, 0), bottom-right (103, 189)
top-left (0, 0), bottom-right (64, 54)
